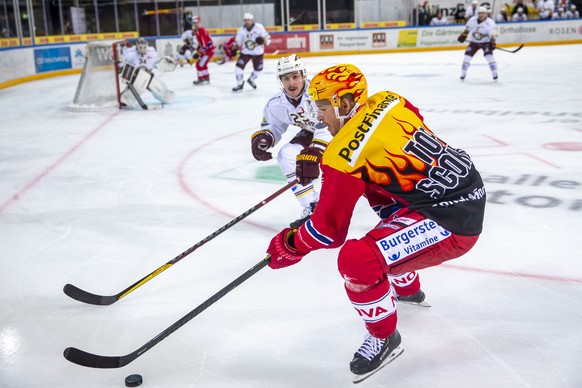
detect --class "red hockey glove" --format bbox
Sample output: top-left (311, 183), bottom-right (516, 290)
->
top-left (251, 130), bottom-right (275, 161)
top-left (255, 36), bottom-right (265, 45)
top-left (267, 228), bottom-right (305, 269)
top-left (296, 147), bottom-right (323, 186)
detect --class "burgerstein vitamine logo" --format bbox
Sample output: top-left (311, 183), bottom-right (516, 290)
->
top-left (376, 220), bottom-right (451, 262)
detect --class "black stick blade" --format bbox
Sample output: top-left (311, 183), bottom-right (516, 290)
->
top-left (63, 284), bottom-right (119, 306)
top-left (63, 347), bottom-right (134, 368)
top-left (63, 257), bottom-right (271, 369)
top-left (497, 44), bottom-right (524, 53)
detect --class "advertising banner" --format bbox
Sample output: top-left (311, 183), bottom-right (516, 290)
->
top-left (34, 47), bottom-right (72, 73)
top-left (266, 32), bottom-right (310, 54)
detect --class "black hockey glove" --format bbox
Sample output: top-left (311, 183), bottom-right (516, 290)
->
top-left (296, 147), bottom-right (323, 186)
top-left (255, 36), bottom-right (265, 45)
top-left (457, 31), bottom-right (468, 43)
top-left (251, 130), bottom-right (275, 161)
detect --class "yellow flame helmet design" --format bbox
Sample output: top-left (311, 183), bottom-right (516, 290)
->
top-left (308, 64), bottom-right (367, 110)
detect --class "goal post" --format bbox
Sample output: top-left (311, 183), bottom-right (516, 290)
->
top-left (68, 40), bottom-right (128, 111)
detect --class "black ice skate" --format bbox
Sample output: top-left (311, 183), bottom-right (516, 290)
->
top-left (289, 202), bottom-right (317, 228)
top-left (351, 330), bottom-right (404, 384)
top-left (397, 289), bottom-right (431, 307)
top-left (232, 82), bottom-right (244, 92)
top-left (246, 77), bottom-right (257, 89)
top-left (193, 78), bottom-right (210, 85)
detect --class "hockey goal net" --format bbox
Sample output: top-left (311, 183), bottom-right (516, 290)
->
top-left (69, 40), bottom-right (128, 111)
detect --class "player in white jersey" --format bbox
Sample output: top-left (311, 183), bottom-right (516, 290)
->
top-left (118, 38), bottom-right (174, 108)
top-left (457, 6), bottom-right (498, 81)
top-left (232, 12), bottom-right (271, 92)
top-left (250, 55), bottom-right (332, 227)
top-left (177, 29), bottom-right (197, 66)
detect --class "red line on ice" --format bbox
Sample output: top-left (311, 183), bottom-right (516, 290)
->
top-left (181, 131), bottom-right (579, 283)
top-left (0, 112), bottom-right (119, 214)
top-left (442, 263), bottom-right (582, 284)
top-left (177, 129), bottom-right (277, 232)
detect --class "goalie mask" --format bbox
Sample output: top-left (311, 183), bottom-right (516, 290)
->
top-left (276, 54), bottom-right (307, 99)
top-left (308, 64), bottom-right (367, 125)
top-left (136, 38), bottom-right (148, 55)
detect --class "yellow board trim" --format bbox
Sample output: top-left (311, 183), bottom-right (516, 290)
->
top-left (2, 40), bottom-right (581, 90)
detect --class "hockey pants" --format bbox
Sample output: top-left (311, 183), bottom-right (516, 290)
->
top-left (338, 208), bottom-right (479, 339)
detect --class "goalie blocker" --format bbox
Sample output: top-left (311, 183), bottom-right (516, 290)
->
top-left (119, 63), bottom-right (174, 109)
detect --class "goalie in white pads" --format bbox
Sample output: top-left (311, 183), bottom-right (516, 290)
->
top-left (250, 55), bottom-right (332, 227)
top-left (118, 38), bottom-right (175, 109)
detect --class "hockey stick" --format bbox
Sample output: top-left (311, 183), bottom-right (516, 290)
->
top-left (289, 10), bottom-right (305, 24)
top-left (63, 180), bottom-right (296, 305)
top-left (64, 255), bottom-right (271, 368)
top-left (496, 44), bottom-right (524, 53)
top-left (127, 83), bottom-right (148, 110)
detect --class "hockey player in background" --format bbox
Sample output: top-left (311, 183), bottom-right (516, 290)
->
top-left (187, 15), bottom-right (215, 85)
top-left (457, 6), bottom-right (498, 81)
top-left (265, 64), bottom-right (485, 382)
top-left (216, 36), bottom-right (240, 65)
top-left (176, 28), bottom-right (196, 67)
top-left (250, 55), bottom-right (331, 227)
top-left (232, 12), bottom-right (271, 92)
top-left (118, 37), bottom-right (174, 108)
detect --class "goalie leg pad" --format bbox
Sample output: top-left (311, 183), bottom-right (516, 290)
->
top-left (120, 88), bottom-right (137, 107)
top-left (147, 76), bottom-right (174, 104)
top-left (132, 68), bottom-right (153, 94)
top-left (121, 63), bottom-right (137, 83)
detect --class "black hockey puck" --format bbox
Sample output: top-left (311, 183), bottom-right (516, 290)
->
top-left (125, 374), bottom-right (143, 387)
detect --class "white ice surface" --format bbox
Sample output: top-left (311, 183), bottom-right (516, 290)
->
top-left (1, 44), bottom-right (581, 388)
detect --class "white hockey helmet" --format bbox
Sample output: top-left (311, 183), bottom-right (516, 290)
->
top-left (243, 12), bottom-right (254, 20)
top-left (478, 6), bottom-right (489, 13)
top-left (136, 38), bottom-right (148, 55)
top-left (276, 54), bottom-right (307, 98)
top-left (276, 54), bottom-right (306, 79)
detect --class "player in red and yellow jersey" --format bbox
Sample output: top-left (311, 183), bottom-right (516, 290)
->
top-left (266, 64), bottom-right (486, 382)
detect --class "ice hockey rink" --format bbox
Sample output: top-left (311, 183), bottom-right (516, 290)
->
top-left (1, 44), bottom-right (581, 387)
